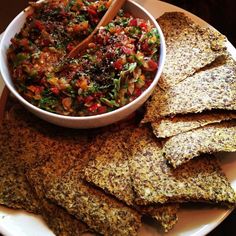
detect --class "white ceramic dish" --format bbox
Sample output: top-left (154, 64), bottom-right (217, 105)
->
top-left (0, 0), bottom-right (236, 236)
top-left (0, 0), bottom-right (166, 129)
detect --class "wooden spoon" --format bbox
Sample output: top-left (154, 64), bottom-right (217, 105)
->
top-left (68, 0), bottom-right (126, 58)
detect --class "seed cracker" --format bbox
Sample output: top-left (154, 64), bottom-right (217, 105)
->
top-left (2, 104), bottom-right (55, 168)
top-left (151, 111), bottom-right (236, 138)
top-left (27, 139), bottom-right (89, 193)
top-left (27, 165), bottom-right (89, 236)
top-left (157, 12), bottom-right (226, 90)
top-left (129, 127), bottom-right (236, 205)
top-left (0, 105), bottom-right (49, 212)
top-left (143, 58), bottom-right (236, 123)
top-left (0, 155), bottom-right (40, 213)
top-left (0, 103), bottom-right (89, 236)
top-left (83, 127), bottom-right (179, 231)
top-left (46, 162), bottom-right (142, 236)
top-left (26, 127), bottom-right (91, 236)
top-left (26, 126), bottom-right (141, 236)
top-left (0, 141), bottom-right (88, 236)
top-left (141, 204), bottom-right (179, 232)
top-left (84, 127), bottom-right (135, 205)
top-left (163, 120), bottom-right (236, 167)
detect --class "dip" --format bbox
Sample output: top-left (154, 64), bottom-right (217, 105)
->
top-left (7, 0), bottom-right (160, 116)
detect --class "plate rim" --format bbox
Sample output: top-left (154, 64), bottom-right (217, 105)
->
top-left (0, 0), bottom-right (235, 236)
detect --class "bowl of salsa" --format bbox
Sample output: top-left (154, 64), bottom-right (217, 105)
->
top-left (0, 0), bottom-right (166, 128)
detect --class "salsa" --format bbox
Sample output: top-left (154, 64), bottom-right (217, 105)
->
top-left (7, 0), bottom-right (160, 116)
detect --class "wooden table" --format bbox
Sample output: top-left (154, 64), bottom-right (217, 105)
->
top-left (0, 1), bottom-right (235, 236)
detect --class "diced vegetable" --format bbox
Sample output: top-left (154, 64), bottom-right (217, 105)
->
top-left (7, 0), bottom-right (160, 116)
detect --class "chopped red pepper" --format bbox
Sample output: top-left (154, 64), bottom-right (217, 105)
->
top-left (84, 95), bottom-right (94, 104)
top-left (134, 88), bottom-right (142, 97)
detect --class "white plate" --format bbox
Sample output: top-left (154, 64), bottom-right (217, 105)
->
top-left (0, 0), bottom-right (235, 236)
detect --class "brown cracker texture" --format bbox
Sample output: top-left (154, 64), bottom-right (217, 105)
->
top-left (129, 128), bottom-right (236, 205)
top-left (163, 121), bottom-right (236, 167)
top-left (157, 12), bottom-right (226, 89)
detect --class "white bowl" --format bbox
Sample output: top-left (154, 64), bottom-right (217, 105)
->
top-left (0, 0), bottom-right (165, 129)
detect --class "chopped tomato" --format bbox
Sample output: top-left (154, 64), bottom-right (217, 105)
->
top-left (27, 85), bottom-right (42, 94)
top-left (113, 59), bottom-right (123, 70)
top-left (147, 59), bottom-right (158, 71)
top-left (34, 20), bottom-right (44, 31)
top-left (51, 87), bottom-right (60, 95)
top-left (98, 106), bottom-right (107, 114)
top-left (88, 103), bottom-right (100, 112)
top-left (67, 43), bottom-right (74, 52)
top-left (129, 19), bottom-right (137, 26)
top-left (87, 7), bottom-right (97, 16)
top-left (19, 39), bottom-right (29, 47)
top-left (141, 42), bottom-right (149, 51)
top-left (122, 46), bottom-right (133, 55)
top-left (139, 22), bottom-right (147, 30)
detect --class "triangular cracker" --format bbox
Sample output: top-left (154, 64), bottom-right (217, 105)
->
top-left (141, 204), bottom-right (179, 232)
top-left (0, 155), bottom-right (40, 213)
top-left (28, 165), bottom-right (89, 236)
top-left (83, 127), bottom-right (179, 232)
top-left (151, 111), bottom-right (236, 138)
top-left (157, 12), bottom-right (226, 89)
top-left (143, 58), bottom-right (236, 123)
top-left (163, 120), bottom-right (236, 167)
top-left (129, 128), bottom-right (236, 205)
top-left (84, 127), bottom-right (135, 205)
top-left (26, 125), bottom-right (141, 236)
top-left (46, 159), bottom-right (142, 236)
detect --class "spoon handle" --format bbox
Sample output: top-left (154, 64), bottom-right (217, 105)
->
top-left (68, 0), bottom-right (126, 58)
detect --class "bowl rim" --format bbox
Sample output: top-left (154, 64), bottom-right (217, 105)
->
top-left (0, 0), bottom-right (166, 121)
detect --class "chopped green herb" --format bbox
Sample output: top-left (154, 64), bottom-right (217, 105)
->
top-left (97, 4), bottom-right (106, 13)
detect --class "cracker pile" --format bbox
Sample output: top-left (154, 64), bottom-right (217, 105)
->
top-left (0, 105), bottom-right (89, 236)
top-left (0, 102), bottom-right (180, 235)
top-left (144, 12), bottom-right (236, 168)
top-left (83, 127), bottom-right (179, 231)
top-left (0, 11), bottom-right (236, 236)
top-left (128, 128), bottom-right (236, 206)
